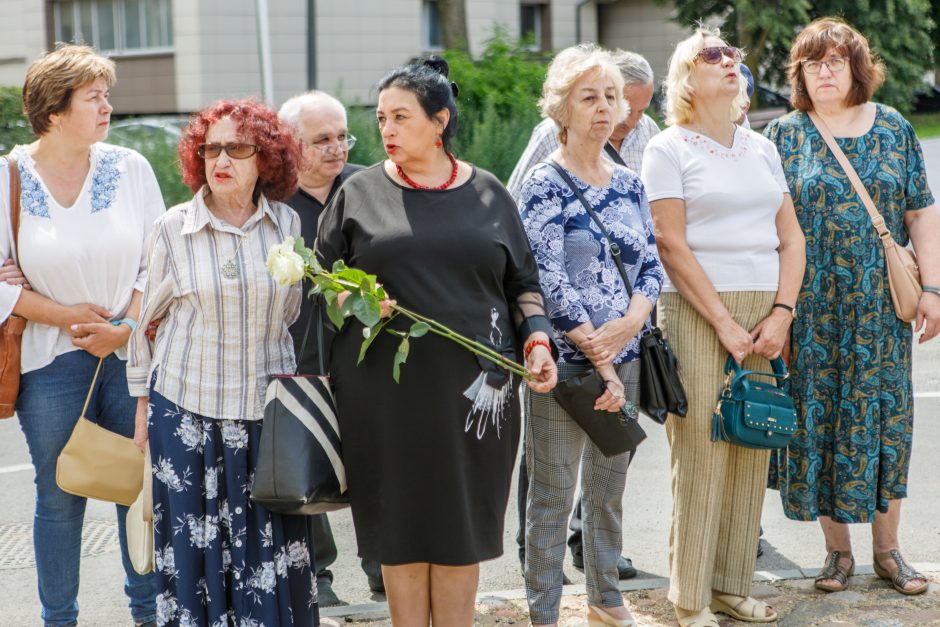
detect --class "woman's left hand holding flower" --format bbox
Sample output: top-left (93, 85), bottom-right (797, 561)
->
top-left (915, 292), bottom-right (940, 343)
top-left (524, 333), bottom-right (557, 393)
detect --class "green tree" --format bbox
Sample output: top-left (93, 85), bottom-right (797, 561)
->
top-left (0, 86), bottom-right (35, 153)
top-left (662, 0), bottom-right (933, 112)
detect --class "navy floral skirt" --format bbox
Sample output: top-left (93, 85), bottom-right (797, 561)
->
top-left (148, 389), bottom-right (318, 626)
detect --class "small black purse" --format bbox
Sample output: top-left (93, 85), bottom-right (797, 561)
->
top-left (553, 367), bottom-right (646, 457)
top-left (545, 160), bottom-right (687, 426)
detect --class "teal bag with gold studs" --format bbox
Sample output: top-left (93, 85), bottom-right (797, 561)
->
top-left (711, 355), bottom-right (797, 449)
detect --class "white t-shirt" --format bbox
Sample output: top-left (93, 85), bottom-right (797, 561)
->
top-left (641, 125), bottom-right (790, 292)
top-left (0, 143), bottom-right (165, 373)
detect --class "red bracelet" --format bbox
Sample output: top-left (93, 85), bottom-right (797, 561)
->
top-left (524, 338), bottom-right (551, 361)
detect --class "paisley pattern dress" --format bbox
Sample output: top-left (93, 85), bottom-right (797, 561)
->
top-left (764, 105), bottom-right (933, 523)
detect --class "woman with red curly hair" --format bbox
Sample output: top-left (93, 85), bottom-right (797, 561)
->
top-left (126, 99), bottom-right (317, 626)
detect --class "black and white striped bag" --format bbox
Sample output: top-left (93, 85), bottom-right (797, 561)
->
top-left (251, 374), bottom-right (349, 514)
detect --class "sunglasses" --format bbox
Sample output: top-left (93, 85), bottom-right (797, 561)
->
top-left (694, 46), bottom-right (744, 64)
top-left (197, 143), bottom-right (259, 159)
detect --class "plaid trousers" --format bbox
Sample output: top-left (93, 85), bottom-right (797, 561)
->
top-left (523, 360), bottom-right (639, 624)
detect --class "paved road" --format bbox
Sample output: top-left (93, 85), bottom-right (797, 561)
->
top-left (1, 140), bottom-right (939, 624)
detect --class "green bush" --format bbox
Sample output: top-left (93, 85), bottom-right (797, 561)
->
top-left (0, 86), bottom-right (35, 153)
top-left (345, 32), bottom-right (549, 183)
top-left (107, 127), bottom-right (191, 207)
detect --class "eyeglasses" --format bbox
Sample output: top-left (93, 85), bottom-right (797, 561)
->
top-left (801, 57), bottom-right (847, 74)
top-left (304, 134), bottom-right (357, 155)
top-left (694, 46), bottom-right (744, 65)
top-left (197, 143), bottom-right (259, 159)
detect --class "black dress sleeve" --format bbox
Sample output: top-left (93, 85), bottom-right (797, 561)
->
top-left (314, 183), bottom-right (349, 268)
top-left (493, 182), bottom-right (558, 360)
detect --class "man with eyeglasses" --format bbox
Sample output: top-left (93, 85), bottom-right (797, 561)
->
top-left (278, 91), bottom-right (379, 607)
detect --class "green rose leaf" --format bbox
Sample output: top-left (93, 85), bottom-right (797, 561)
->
top-left (392, 337), bottom-right (410, 383)
top-left (357, 316), bottom-right (394, 365)
top-left (350, 292), bottom-right (381, 328)
top-left (324, 291), bottom-right (344, 329)
top-left (331, 259), bottom-right (348, 274)
top-left (409, 321), bottom-right (430, 338)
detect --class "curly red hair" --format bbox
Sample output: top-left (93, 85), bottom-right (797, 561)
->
top-left (178, 99), bottom-right (300, 202)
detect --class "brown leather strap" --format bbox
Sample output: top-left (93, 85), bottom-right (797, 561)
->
top-left (6, 156), bottom-right (21, 261)
top-left (807, 111), bottom-right (892, 241)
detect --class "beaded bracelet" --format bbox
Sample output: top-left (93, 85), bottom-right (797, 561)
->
top-left (524, 338), bottom-right (551, 361)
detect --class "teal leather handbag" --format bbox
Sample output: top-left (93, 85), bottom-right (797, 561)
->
top-left (711, 355), bottom-right (797, 449)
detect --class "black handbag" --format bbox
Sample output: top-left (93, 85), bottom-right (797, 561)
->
top-left (251, 304), bottom-right (350, 514)
top-left (553, 367), bottom-right (646, 457)
top-left (711, 355), bottom-right (797, 449)
top-left (545, 160), bottom-right (687, 425)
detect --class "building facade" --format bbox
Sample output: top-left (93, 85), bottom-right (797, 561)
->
top-left (0, 0), bottom-right (690, 114)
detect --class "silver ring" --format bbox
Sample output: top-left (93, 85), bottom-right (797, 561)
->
top-left (737, 351), bottom-right (744, 357)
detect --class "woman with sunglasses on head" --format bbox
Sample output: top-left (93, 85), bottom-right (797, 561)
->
top-left (641, 29), bottom-right (805, 627)
top-left (126, 99), bottom-right (318, 626)
top-left (765, 18), bottom-right (940, 596)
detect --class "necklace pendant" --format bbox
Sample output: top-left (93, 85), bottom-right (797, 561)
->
top-left (221, 260), bottom-right (240, 279)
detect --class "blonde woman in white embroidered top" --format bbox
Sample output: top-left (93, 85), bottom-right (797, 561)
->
top-left (126, 99), bottom-right (317, 626)
top-left (641, 29), bottom-right (805, 627)
top-left (0, 44), bottom-right (163, 627)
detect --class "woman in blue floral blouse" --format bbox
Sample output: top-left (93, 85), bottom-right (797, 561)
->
top-left (518, 44), bottom-right (663, 627)
top-left (765, 18), bottom-right (940, 596)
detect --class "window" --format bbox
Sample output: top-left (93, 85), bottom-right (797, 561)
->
top-left (54, 0), bottom-right (173, 55)
top-left (520, 1), bottom-right (550, 52)
top-left (423, 0), bottom-right (442, 51)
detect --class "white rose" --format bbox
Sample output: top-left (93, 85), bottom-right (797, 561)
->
top-left (266, 237), bottom-right (306, 286)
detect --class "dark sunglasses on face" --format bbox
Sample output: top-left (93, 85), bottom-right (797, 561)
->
top-left (197, 143), bottom-right (259, 159)
top-left (694, 46), bottom-right (744, 64)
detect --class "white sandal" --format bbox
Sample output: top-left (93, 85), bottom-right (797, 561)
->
top-left (709, 593), bottom-right (777, 623)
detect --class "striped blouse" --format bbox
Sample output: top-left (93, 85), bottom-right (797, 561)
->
top-left (127, 187), bottom-right (301, 421)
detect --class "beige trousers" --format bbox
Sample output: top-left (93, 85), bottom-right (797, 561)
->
top-left (660, 291), bottom-right (775, 611)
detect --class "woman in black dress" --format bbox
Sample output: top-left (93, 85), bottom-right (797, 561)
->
top-left (316, 58), bottom-right (558, 625)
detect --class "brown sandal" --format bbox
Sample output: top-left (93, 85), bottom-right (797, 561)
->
top-left (814, 550), bottom-right (855, 592)
top-left (873, 549), bottom-right (928, 595)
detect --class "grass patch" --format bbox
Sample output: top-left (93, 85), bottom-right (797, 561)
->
top-left (909, 112), bottom-right (940, 140)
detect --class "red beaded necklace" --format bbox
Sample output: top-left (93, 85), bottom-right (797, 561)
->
top-left (396, 151), bottom-right (458, 190)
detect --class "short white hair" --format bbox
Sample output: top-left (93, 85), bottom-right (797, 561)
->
top-left (663, 28), bottom-right (748, 126)
top-left (539, 44), bottom-right (628, 144)
top-left (611, 50), bottom-right (654, 86)
top-left (278, 91), bottom-right (346, 130)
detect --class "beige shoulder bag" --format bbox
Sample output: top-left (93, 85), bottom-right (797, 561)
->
top-left (56, 358), bottom-right (145, 506)
top-left (808, 111), bottom-right (922, 322)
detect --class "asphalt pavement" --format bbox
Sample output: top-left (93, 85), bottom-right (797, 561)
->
top-left (1, 139), bottom-right (939, 625)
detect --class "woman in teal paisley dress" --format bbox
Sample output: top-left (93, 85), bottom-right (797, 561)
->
top-left (765, 18), bottom-right (940, 596)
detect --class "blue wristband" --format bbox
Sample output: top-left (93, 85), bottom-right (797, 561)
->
top-left (111, 317), bottom-right (137, 331)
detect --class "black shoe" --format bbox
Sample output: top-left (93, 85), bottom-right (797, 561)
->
top-left (757, 538), bottom-right (765, 559)
top-left (572, 549), bottom-right (584, 571)
top-left (317, 578), bottom-right (346, 607)
top-left (617, 555), bottom-right (637, 580)
top-left (367, 571), bottom-right (385, 594)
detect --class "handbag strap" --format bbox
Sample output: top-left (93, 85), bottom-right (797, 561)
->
top-left (6, 156), bottom-right (21, 262)
top-left (546, 160), bottom-right (634, 297)
top-left (807, 111), bottom-right (893, 241)
top-left (603, 142), bottom-right (628, 167)
top-left (295, 298), bottom-right (326, 376)
top-left (545, 160), bottom-right (653, 327)
top-left (142, 446), bottom-right (153, 522)
top-left (80, 358), bottom-right (104, 418)
top-left (723, 353), bottom-right (789, 382)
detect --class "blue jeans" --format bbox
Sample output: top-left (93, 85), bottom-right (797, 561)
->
top-left (17, 350), bottom-right (158, 626)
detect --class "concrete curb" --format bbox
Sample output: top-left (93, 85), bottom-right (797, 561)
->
top-left (320, 562), bottom-right (940, 619)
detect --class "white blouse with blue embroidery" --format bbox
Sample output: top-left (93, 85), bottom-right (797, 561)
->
top-left (519, 163), bottom-right (664, 365)
top-left (0, 143), bottom-right (166, 374)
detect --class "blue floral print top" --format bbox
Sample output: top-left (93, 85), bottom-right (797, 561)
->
top-left (519, 162), bottom-right (664, 365)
